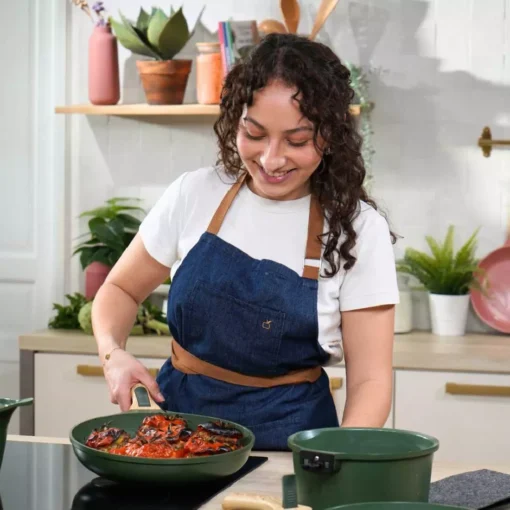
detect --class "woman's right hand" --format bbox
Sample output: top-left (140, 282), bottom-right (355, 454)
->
top-left (102, 348), bottom-right (165, 411)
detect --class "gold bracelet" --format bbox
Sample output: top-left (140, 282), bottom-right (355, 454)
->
top-left (103, 346), bottom-right (122, 363)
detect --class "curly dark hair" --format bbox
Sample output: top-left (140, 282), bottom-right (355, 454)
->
top-left (213, 33), bottom-right (396, 277)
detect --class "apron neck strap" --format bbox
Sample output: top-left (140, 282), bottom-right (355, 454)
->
top-left (303, 194), bottom-right (324, 280)
top-left (206, 172), bottom-right (324, 281)
top-left (206, 172), bottom-right (248, 235)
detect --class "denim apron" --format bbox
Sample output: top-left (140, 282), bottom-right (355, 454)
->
top-left (156, 173), bottom-right (339, 450)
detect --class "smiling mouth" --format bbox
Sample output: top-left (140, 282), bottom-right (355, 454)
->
top-left (255, 162), bottom-right (296, 178)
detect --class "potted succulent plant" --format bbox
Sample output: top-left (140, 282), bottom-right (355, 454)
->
top-left (109, 6), bottom-right (204, 105)
top-left (73, 197), bottom-right (145, 298)
top-left (396, 225), bottom-right (483, 336)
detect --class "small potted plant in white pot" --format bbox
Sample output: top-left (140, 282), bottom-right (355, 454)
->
top-left (110, 6), bottom-right (204, 105)
top-left (396, 225), bottom-right (482, 336)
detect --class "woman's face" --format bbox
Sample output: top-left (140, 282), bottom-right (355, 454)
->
top-left (236, 80), bottom-right (324, 201)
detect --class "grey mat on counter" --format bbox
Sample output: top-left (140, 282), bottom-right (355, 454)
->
top-left (429, 469), bottom-right (510, 509)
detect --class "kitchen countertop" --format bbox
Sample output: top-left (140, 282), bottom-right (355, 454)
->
top-left (0, 435), bottom-right (510, 510)
top-left (19, 329), bottom-right (510, 374)
top-left (3, 434), bottom-right (510, 510)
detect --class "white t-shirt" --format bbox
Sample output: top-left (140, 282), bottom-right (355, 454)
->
top-left (139, 166), bottom-right (399, 365)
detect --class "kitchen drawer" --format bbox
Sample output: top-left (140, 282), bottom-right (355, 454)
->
top-left (394, 370), bottom-right (510, 464)
top-left (34, 353), bottom-right (164, 438)
top-left (324, 367), bottom-right (394, 428)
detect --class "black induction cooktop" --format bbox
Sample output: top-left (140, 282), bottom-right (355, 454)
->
top-left (71, 456), bottom-right (268, 510)
top-left (0, 438), bottom-right (268, 510)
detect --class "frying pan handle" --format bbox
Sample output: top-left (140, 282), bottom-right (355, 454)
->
top-left (129, 383), bottom-right (161, 411)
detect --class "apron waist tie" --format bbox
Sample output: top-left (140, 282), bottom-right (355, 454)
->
top-left (171, 339), bottom-right (322, 388)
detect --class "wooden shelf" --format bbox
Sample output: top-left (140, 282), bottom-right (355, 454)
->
top-left (54, 103), bottom-right (220, 116)
top-left (54, 103), bottom-right (362, 117)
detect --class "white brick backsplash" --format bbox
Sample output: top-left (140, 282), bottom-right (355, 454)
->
top-left (67, 0), bottom-right (510, 334)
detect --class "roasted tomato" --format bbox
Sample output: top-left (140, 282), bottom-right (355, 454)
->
top-left (137, 415), bottom-right (188, 441)
top-left (183, 421), bottom-right (243, 456)
top-left (85, 426), bottom-right (130, 451)
top-left (184, 435), bottom-right (237, 456)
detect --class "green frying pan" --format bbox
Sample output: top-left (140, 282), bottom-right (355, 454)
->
top-left (69, 384), bottom-right (255, 484)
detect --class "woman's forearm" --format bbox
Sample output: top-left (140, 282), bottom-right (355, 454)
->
top-left (92, 282), bottom-right (140, 359)
top-left (340, 379), bottom-right (392, 428)
top-left (339, 305), bottom-right (395, 428)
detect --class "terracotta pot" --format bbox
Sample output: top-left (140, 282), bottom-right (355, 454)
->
top-left (136, 59), bottom-right (192, 105)
top-left (88, 25), bottom-right (120, 105)
top-left (85, 261), bottom-right (111, 299)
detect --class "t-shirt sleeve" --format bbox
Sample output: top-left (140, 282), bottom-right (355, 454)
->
top-left (339, 210), bottom-right (400, 311)
top-left (138, 173), bottom-right (188, 268)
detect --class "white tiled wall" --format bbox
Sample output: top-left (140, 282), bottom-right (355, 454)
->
top-left (67, 0), bottom-right (510, 332)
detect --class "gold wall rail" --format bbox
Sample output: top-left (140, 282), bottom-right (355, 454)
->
top-left (478, 126), bottom-right (510, 157)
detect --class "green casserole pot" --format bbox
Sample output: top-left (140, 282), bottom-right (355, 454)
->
top-left (287, 427), bottom-right (440, 510)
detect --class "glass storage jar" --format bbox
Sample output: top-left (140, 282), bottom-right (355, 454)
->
top-left (196, 42), bottom-right (222, 105)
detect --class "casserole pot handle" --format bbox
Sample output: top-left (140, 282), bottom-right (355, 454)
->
top-left (299, 449), bottom-right (342, 473)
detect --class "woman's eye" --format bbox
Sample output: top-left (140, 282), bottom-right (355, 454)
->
top-left (245, 131), bottom-right (265, 141)
top-left (288, 139), bottom-right (310, 148)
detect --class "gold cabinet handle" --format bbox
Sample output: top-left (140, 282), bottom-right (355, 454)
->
top-left (445, 382), bottom-right (510, 397)
top-left (76, 365), bottom-right (159, 378)
top-left (329, 377), bottom-right (343, 392)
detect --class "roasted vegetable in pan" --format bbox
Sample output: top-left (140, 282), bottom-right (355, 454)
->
top-left (85, 414), bottom-right (243, 459)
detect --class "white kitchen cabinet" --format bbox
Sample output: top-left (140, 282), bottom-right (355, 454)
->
top-left (394, 369), bottom-right (510, 464)
top-left (34, 353), bottom-right (165, 438)
top-left (325, 367), bottom-right (394, 428)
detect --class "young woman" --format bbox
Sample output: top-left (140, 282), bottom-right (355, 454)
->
top-left (92, 33), bottom-right (399, 450)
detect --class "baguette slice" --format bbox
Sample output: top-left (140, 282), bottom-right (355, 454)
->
top-left (222, 492), bottom-right (312, 510)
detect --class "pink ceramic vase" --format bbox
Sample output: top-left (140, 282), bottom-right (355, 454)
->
top-left (85, 261), bottom-right (111, 299)
top-left (88, 25), bottom-right (120, 105)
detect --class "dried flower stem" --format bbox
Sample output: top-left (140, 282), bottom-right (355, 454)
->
top-left (71, 0), bottom-right (95, 23)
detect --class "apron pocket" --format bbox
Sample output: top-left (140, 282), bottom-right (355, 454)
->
top-left (187, 279), bottom-right (285, 375)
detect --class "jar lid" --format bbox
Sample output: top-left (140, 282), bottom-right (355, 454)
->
top-left (196, 42), bottom-right (221, 49)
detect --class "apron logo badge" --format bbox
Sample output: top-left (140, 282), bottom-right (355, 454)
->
top-left (262, 320), bottom-right (272, 330)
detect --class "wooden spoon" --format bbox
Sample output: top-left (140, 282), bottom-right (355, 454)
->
top-left (280, 0), bottom-right (300, 34)
top-left (258, 19), bottom-right (288, 35)
top-left (309, 0), bottom-right (339, 40)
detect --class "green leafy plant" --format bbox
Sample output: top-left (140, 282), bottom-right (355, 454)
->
top-left (48, 293), bottom-right (91, 329)
top-left (110, 6), bottom-right (205, 61)
top-left (48, 293), bottom-right (169, 336)
top-left (396, 226), bottom-right (483, 296)
top-left (73, 197), bottom-right (145, 270)
top-left (136, 300), bottom-right (170, 335)
top-left (344, 62), bottom-right (382, 188)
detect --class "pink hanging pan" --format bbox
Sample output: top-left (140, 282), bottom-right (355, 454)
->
top-left (470, 208), bottom-right (510, 333)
